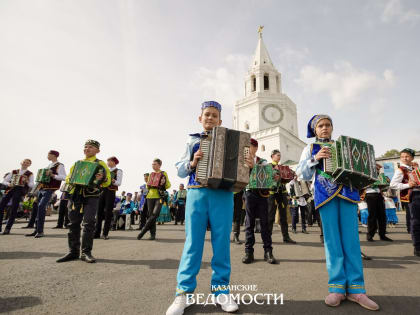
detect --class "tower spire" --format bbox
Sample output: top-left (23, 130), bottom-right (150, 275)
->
top-left (251, 26), bottom-right (274, 68)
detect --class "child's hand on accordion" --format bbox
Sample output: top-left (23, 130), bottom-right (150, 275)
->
top-left (191, 149), bottom-right (203, 168)
top-left (409, 180), bottom-right (418, 188)
top-left (245, 155), bottom-right (254, 169)
top-left (315, 147), bottom-right (331, 161)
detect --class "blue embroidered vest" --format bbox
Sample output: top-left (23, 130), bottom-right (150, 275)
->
top-left (312, 143), bottom-right (360, 209)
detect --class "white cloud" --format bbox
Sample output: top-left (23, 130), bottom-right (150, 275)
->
top-left (191, 54), bottom-right (250, 108)
top-left (295, 61), bottom-right (395, 110)
top-left (381, 0), bottom-right (420, 24)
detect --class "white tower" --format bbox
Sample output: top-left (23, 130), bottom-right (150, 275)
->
top-left (233, 27), bottom-right (306, 163)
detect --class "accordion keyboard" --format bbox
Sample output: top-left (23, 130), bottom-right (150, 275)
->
top-left (196, 138), bottom-right (210, 180)
top-left (324, 157), bottom-right (333, 173)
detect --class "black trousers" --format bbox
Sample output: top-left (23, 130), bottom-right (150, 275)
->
top-left (233, 191), bottom-right (243, 236)
top-left (291, 205), bottom-right (307, 230)
top-left (176, 204), bottom-right (185, 224)
top-left (0, 186), bottom-right (24, 231)
top-left (57, 199), bottom-right (69, 228)
top-left (95, 189), bottom-right (116, 237)
top-left (402, 202), bottom-right (411, 233)
top-left (67, 197), bottom-right (99, 255)
top-left (410, 191), bottom-right (420, 251)
top-left (139, 200), bottom-right (149, 230)
top-left (140, 198), bottom-right (162, 236)
top-left (268, 192), bottom-right (290, 238)
top-left (244, 190), bottom-right (272, 253)
top-left (366, 193), bottom-right (387, 238)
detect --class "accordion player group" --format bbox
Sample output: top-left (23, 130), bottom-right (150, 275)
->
top-left (322, 135), bottom-right (379, 190)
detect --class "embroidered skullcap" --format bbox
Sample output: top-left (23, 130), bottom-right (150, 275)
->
top-left (49, 150), bottom-right (59, 157)
top-left (401, 148), bottom-right (415, 157)
top-left (307, 115), bottom-right (333, 138)
top-left (85, 139), bottom-right (100, 149)
top-left (250, 138), bottom-right (258, 147)
top-left (271, 149), bottom-right (280, 156)
top-left (108, 156), bottom-right (119, 165)
top-left (201, 101), bottom-right (222, 112)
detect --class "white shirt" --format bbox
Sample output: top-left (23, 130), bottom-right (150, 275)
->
top-left (110, 167), bottom-right (123, 186)
top-left (365, 187), bottom-right (381, 194)
top-left (390, 163), bottom-right (411, 191)
top-left (2, 168), bottom-right (35, 188)
top-left (48, 162), bottom-right (67, 181)
top-left (297, 196), bottom-right (307, 206)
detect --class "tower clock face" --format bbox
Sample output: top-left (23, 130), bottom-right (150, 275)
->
top-left (261, 104), bottom-right (283, 124)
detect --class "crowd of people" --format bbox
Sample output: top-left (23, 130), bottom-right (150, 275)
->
top-left (1, 102), bottom-right (419, 315)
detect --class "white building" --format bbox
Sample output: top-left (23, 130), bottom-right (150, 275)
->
top-left (233, 30), bottom-right (306, 163)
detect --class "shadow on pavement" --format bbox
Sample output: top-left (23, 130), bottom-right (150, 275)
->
top-left (362, 255), bottom-right (420, 269)
top-left (0, 251), bottom-right (61, 260)
top-left (184, 295), bottom-right (420, 314)
top-left (0, 296), bottom-right (42, 313)
top-left (97, 257), bottom-right (211, 269)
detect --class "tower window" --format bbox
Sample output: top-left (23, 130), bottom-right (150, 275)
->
top-left (251, 75), bottom-right (256, 92)
top-left (264, 74), bottom-right (269, 90)
top-left (276, 75), bottom-right (280, 93)
top-left (261, 145), bottom-right (266, 152)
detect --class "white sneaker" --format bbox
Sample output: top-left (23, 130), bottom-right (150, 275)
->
top-left (166, 295), bottom-right (191, 315)
top-left (216, 294), bottom-right (239, 313)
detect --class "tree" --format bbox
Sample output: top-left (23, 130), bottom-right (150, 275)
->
top-left (381, 149), bottom-right (400, 158)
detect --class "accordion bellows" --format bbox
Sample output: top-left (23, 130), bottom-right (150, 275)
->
top-left (323, 135), bottom-right (378, 190)
top-left (196, 127), bottom-right (250, 192)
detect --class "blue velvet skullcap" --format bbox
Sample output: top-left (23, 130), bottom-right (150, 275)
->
top-left (201, 101), bottom-right (222, 112)
top-left (307, 114), bottom-right (333, 138)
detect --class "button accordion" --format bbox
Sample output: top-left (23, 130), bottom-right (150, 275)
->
top-left (248, 164), bottom-right (275, 189)
top-left (322, 135), bottom-right (378, 190)
top-left (69, 161), bottom-right (101, 187)
top-left (148, 172), bottom-right (167, 189)
top-left (373, 173), bottom-right (390, 190)
top-left (11, 174), bottom-right (27, 187)
top-left (36, 168), bottom-right (51, 184)
top-left (276, 165), bottom-right (295, 183)
top-left (196, 127), bottom-right (251, 192)
top-left (409, 168), bottom-right (420, 187)
top-left (294, 180), bottom-right (311, 198)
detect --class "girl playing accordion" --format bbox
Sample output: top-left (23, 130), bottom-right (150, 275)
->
top-left (296, 115), bottom-right (379, 311)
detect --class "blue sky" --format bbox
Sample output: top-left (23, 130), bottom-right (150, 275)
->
top-left (1, 0), bottom-right (419, 192)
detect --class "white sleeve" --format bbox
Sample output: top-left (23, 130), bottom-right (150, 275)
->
top-left (53, 164), bottom-right (67, 181)
top-left (115, 169), bottom-right (123, 186)
top-left (27, 174), bottom-right (35, 188)
top-left (296, 145), bottom-right (318, 181)
top-left (2, 173), bottom-right (12, 187)
top-left (390, 169), bottom-right (410, 191)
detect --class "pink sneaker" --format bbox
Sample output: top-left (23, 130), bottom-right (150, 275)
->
top-left (347, 293), bottom-right (380, 311)
top-left (324, 293), bottom-right (345, 307)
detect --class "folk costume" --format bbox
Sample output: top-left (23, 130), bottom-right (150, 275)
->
top-left (0, 167), bottom-right (34, 234)
top-left (167, 101), bottom-right (238, 315)
top-left (243, 148), bottom-right (276, 264)
top-left (57, 140), bottom-right (111, 263)
top-left (390, 148), bottom-right (420, 256)
top-left (137, 183), bottom-right (149, 230)
top-left (268, 160), bottom-right (295, 242)
top-left (137, 170), bottom-right (171, 240)
top-left (174, 188), bottom-right (187, 225)
top-left (95, 157), bottom-right (123, 239)
top-left (27, 151), bottom-right (66, 238)
top-left (296, 115), bottom-right (379, 310)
